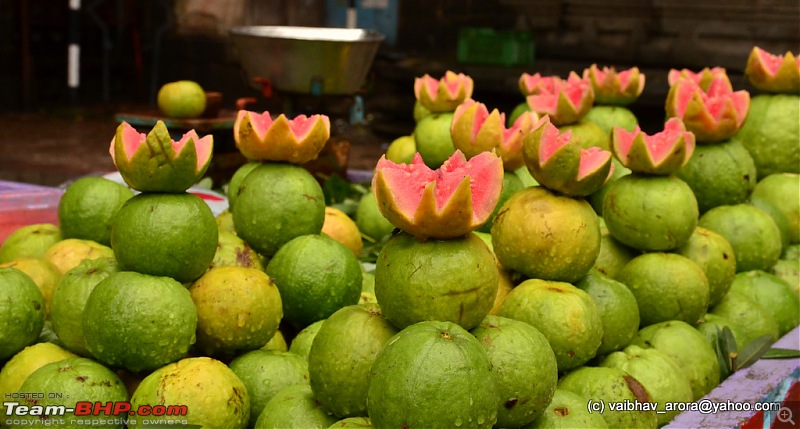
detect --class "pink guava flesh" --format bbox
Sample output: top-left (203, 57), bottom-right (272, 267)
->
top-left (755, 48), bottom-right (785, 75)
top-left (173, 130), bottom-right (213, 171)
top-left (673, 78), bottom-right (748, 124)
top-left (114, 122), bottom-right (147, 161)
top-left (539, 126), bottom-right (572, 165)
top-left (241, 111), bottom-right (272, 139)
top-left (239, 111), bottom-right (328, 142)
top-left (578, 148), bottom-right (612, 180)
top-left (375, 151), bottom-right (500, 222)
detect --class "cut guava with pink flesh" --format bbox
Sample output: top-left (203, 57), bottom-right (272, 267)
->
top-left (583, 64), bottom-right (645, 106)
top-left (526, 72), bottom-right (594, 126)
top-left (523, 116), bottom-right (614, 197)
top-left (233, 110), bottom-right (330, 164)
top-left (450, 99), bottom-right (536, 171)
top-left (242, 111), bottom-right (325, 141)
top-left (668, 67), bottom-right (729, 91)
top-left (414, 71), bottom-right (474, 113)
top-left (372, 150), bottom-right (503, 240)
top-left (109, 120), bottom-right (213, 193)
top-left (611, 117), bottom-right (695, 175)
top-left (112, 122), bottom-right (212, 172)
top-left (518, 72), bottom-right (559, 96)
top-left (745, 46), bottom-right (800, 93)
top-left (665, 76), bottom-right (750, 143)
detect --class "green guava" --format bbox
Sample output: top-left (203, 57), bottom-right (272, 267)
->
top-left (0, 256), bottom-right (62, 315)
top-left (130, 357), bottom-right (249, 429)
top-left (710, 290), bottom-right (780, 348)
top-left (58, 176), bottom-right (134, 246)
top-left (355, 191), bottom-right (395, 242)
top-left (289, 319), bottom-right (326, 360)
top-left (575, 269), bottom-right (640, 356)
top-left (675, 227), bottom-right (737, 307)
top-left (675, 139), bottom-right (757, 213)
top-left (308, 303), bottom-right (399, 418)
top-left (266, 234), bottom-right (362, 327)
top-left (471, 315), bottom-right (558, 428)
top-left (492, 186), bottom-right (601, 283)
top-left (227, 161), bottom-right (260, 212)
top-left (50, 257), bottom-right (119, 357)
top-left (524, 388), bottom-right (609, 428)
top-left (733, 93), bottom-right (800, 179)
top-left (374, 232), bottom-right (498, 330)
top-left (82, 271), bottom-right (197, 372)
top-left (413, 112), bottom-right (456, 169)
top-left (557, 366), bottom-right (657, 429)
top-left (699, 204), bottom-right (783, 272)
top-left (329, 417), bottom-right (373, 428)
top-left (234, 163), bottom-right (325, 257)
top-left (157, 80), bottom-right (207, 119)
top-left (750, 173), bottom-right (800, 245)
top-left (617, 252), bottom-right (710, 327)
top-left (599, 345), bottom-right (694, 425)
top-left (14, 357), bottom-right (129, 428)
top-left (367, 321), bottom-right (499, 429)
top-left (216, 209), bottom-right (235, 233)
top-left (111, 193), bottom-right (217, 283)
top-left (592, 217), bottom-right (637, 279)
top-left (630, 320), bottom-right (720, 400)
top-left (208, 231), bottom-right (264, 271)
top-left (189, 266), bottom-right (283, 357)
top-left (262, 330), bottom-right (288, 352)
top-left (603, 174), bottom-right (698, 251)
top-left (498, 279), bottom-right (603, 372)
top-left (589, 158), bottom-right (632, 217)
top-left (359, 270), bottom-right (377, 305)
top-left (413, 100), bottom-right (432, 122)
top-left (229, 349), bottom-right (310, 428)
top-left (728, 270), bottom-right (799, 336)
top-left (0, 342), bottom-right (77, 418)
top-left (583, 105), bottom-right (639, 136)
top-left (0, 223), bottom-right (62, 263)
top-left (254, 384), bottom-right (338, 429)
top-left (0, 267), bottom-right (45, 360)
top-left (385, 135), bottom-right (417, 164)
top-left (772, 258), bottom-right (799, 295)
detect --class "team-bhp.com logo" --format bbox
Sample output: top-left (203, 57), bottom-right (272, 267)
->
top-left (4, 400), bottom-right (196, 427)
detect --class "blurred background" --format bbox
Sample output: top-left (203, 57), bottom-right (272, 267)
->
top-left (0, 0), bottom-right (798, 186)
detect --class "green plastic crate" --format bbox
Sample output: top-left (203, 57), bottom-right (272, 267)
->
top-left (457, 27), bottom-right (535, 67)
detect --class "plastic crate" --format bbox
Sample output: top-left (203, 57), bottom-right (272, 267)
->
top-left (457, 27), bottom-right (535, 67)
top-left (0, 181), bottom-right (64, 245)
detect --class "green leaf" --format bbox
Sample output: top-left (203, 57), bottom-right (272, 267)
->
top-left (733, 335), bottom-right (774, 371)
top-left (321, 173), bottom-right (369, 206)
top-left (357, 230), bottom-right (393, 263)
top-left (713, 335), bottom-right (732, 381)
top-left (761, 348), bottom-right (800, 359)
top-left (720, 326), bottom-right (738, 353)
top-left (332, 199), bottom-right (360, 218)
top-left (716, 326), bottom-right (738, 374)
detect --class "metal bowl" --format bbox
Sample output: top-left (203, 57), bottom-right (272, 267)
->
top-left (228, 26), bottom-right (385, 96)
